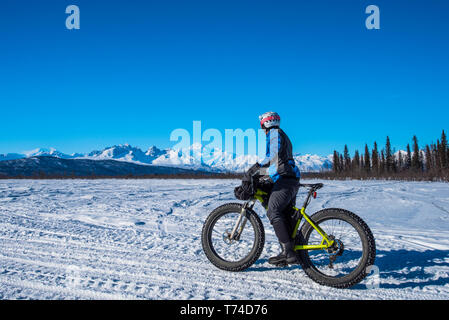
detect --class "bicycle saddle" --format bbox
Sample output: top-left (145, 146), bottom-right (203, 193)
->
top-left (299, 183), bottom-right (323, 190)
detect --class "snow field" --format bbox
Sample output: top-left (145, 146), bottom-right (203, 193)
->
top-left (0, 179), bottom-right (448, 299)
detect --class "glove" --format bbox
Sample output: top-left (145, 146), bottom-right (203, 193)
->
top-left (246, 162), bottom-right (260, 177)
top-left (257, 175), bottom-right (274, 191)
top-left (258, 175), bottom-right (273, 185)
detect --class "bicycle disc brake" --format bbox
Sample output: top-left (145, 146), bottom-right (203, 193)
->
top-left (223, 229), bottom-right (241, 245)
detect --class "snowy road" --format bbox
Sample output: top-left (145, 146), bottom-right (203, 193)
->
top-left (1, 179), bottom-right (449, 299)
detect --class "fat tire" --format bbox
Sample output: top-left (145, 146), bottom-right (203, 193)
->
top-left (202, 203), bottom-right (265, 272)
top-left (297, 208), bottom-right (376, 288)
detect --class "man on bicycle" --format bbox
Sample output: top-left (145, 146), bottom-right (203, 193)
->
top-left (251, 111), bottom-right (301, 265)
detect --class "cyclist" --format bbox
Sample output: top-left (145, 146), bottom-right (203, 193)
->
top-left (251, 111), bottom-right (301, 265)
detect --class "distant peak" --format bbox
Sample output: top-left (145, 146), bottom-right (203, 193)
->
top-left (116, 143), bottom-right (132, 148)
top-left (23, 148), bottom-right (51, 157)
top-left (146, 145), bottom-right (165, 157)
top-left (147, 145), bottom-right (160, 151)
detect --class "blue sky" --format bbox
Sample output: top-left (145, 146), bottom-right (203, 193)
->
top-left (0, 0), bottom-right (448, 156)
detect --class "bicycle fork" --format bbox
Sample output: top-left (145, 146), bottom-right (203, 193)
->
top-left (229, 200), bottom-right (255, 241)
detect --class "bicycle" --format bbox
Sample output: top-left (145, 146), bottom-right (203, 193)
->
top-left (201, 182), bottom-right (376, 288)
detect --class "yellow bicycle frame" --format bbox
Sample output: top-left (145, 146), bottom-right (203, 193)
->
top-left (254, 189), bottom-right (334, 251)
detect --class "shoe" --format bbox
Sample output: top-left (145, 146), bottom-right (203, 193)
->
top-left (268, 241), bottom-right (298, 265)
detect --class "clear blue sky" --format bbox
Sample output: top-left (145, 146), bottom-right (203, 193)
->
top-left (1, 0), bottom-right (448, 156)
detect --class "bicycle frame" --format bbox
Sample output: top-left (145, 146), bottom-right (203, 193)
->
top-left (247, 188), bottom-right (335, 251)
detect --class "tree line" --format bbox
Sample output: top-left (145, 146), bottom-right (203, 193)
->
top-left (329, 130), bottom-right (449, 181)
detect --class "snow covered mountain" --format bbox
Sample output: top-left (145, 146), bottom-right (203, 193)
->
top-left (84, 144), bottom-right (150, 164)
top-left (23, 148), bottom-right (84, 159)
top-left (0, 156), bottom-right (207, 177)
top-left (150, 143), bottom-right (261, 172)
top-left (294, 154), bottom-right (333, 172)
top-left (0, 144), bottom-right (333, 172)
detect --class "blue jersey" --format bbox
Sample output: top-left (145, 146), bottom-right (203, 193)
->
top-left (259, 129), bottom-right (301, 182)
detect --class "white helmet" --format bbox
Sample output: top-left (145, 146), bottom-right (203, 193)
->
top-left (259, 111), bottom-right (280, 129)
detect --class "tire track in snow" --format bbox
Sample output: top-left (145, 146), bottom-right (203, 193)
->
top-left (0, 223), bottom-right (340, 299)
top-left (0, 233), bottom-right (312, 299)
top-left (432, 202), bottom-right (449, 215)
top-left (1, 179), bottom-right (449, 299)
top-left (2, 230), bottom-right (445, 300)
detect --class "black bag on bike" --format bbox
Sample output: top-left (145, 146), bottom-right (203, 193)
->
top-left (234, 163), bottom-right (261, 200)
top-left (234, 184), bottom-right (253, 200)
top-left (234, 173), bottom-right (255, 200)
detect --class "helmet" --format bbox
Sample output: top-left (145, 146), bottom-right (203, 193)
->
top-left (259, 111), bottom-right (280, 129)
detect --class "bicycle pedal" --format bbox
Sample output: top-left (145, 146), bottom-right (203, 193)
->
top-left (273, 261), bottom-right (288, 267)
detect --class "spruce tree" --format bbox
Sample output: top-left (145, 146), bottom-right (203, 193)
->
top-left (440, 130), bottom-right (448, 168)
top-left (425, 145), bottom-right (433, 172)
top-left (371, 142), bottom-right (379, 175)
top-left (397, 150), bottom-right (403, 172)
top-left (385, 136), bottom-right (395, 172)
top-left (419, 148), bottom-right (424, 172)
top-left (380, 150), bottom-right (386, 174)
top-left (339, 154), bottom-right (344, 173)
top-left (344, 145), bottom-right (351, 172)
top-left (433, 142), bottom-right (441, 170)
top-left (364, 144), bottom-right (371, 173)
top-left (411, 135), bottom-right (421, 171)
top-left (406, 144), bottom-right (412, 170)
top-left (333, 151), bottom-right (340, 173)
top-left (392, 147), bottom-right (398, 172)
top-left (353, 150), bottom-right (360, 173)
top-left (447, 147), bottom-right (449, 171)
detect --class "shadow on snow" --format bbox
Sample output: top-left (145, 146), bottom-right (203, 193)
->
top-left (247, 249), bottom-right (449, 290)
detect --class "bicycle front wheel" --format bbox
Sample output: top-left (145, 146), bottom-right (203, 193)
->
top-left (297, 208), bottom-right (376, 288)
top-left (201, 203), bottom-right (265, 272)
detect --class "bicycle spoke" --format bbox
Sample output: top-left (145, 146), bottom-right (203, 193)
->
top-left (307, 218), bottom-right (363, 278)
top-left (210, 212), bottom-right (256, 263)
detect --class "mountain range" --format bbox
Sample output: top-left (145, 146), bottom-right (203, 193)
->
top-left (0, 156), bottom-right (209, 178)
top-left (0, 144), bottom-right (333, 173)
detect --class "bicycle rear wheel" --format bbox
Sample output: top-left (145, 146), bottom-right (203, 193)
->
top-left (202, 203), bottom-right (265, 272)
top-left (297, 208), bottom-right (376, 288)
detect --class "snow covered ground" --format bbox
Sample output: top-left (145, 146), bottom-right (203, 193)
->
top-left (0, 179), bottom-right (448, 300)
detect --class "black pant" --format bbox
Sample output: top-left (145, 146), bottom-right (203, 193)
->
top-left (266, 177), bottom-right (299, 243)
